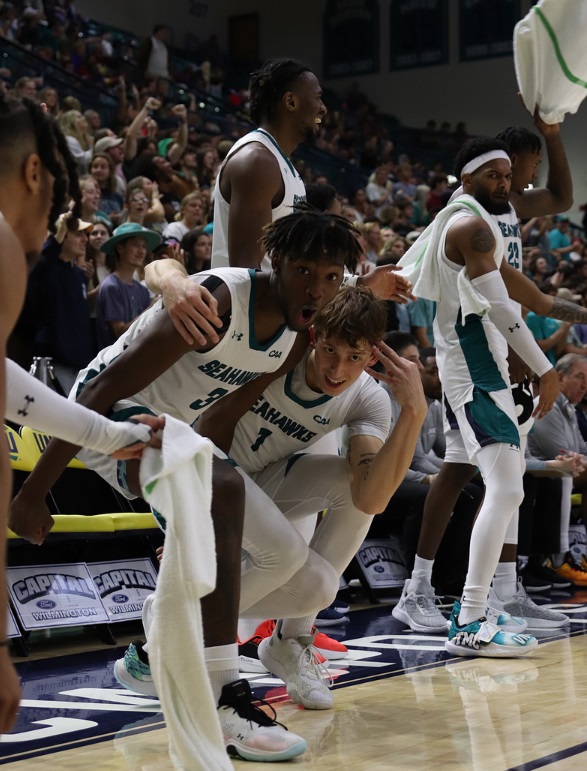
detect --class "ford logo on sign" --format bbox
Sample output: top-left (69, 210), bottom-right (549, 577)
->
top-left (112, 594), bottom-right (129, 603)
top-left (36, 599), bottom-right (56, 609)
top-left (374, 565), bottom-right (385, 573)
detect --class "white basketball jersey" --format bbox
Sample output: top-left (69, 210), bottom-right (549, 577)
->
top-left (73, 268), bottom-right (297, 425)
top-left (433, 211), bottom-right (510, 412)
top-left (229, 349), bottom-right (391, 474)
top-left (212, 128), bottom-right (307, 271)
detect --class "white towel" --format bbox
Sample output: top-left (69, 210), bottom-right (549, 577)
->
top-left (514, 0), bottom-right (587, 124)
top-left (397, 195), bottom-right (504, 320)
top-left (140, 415), bottom-right (231, 771)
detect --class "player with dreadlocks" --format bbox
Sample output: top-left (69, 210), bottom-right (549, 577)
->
top-left (0, 95), bottom-right (163, 731)
top-left (10, 208), bottom-right (362, 761)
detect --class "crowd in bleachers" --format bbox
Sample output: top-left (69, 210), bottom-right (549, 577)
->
top-left (3, 0), bottom-right (587, 603)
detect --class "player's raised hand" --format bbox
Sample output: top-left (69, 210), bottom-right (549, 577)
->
top-left (366, 342), bottom-right (427, 415)
top-left (358, 265), bottom-right (415, 304)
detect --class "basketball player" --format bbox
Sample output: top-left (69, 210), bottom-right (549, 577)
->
top-left (10, 209), bottom-right (362, 760)
top-left (400, 137), bottom-right (559, 657)
top-left (398, 117), bottom-right (583, 635)
top-left (117, 286), bottom-right (427, 710)
top-left (145, 60), bottom-right (414, 345)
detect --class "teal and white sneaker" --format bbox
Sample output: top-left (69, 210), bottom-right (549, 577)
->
top-left (486, 587), bottom-right (529, 633)
top-left (445, 602), bottom-right (538, 658)
top-left (114, 640), bottom-right (158, 698)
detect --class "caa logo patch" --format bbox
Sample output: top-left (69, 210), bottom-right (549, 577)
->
top-left (36, 599), bottom-right (56, 609)
top-left (112, 594), bottom-right (129, 604)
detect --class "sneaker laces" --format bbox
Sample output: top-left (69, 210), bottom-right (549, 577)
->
top-left (415, 590), bottom-right (444, 615)
top-left (223, 683), bottom-right (288, 731)
top-left (296, 637), bottom-right (333, 687)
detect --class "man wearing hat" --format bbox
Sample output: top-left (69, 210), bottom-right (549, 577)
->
top-left (96, 222), bottom-right (161, 349)
top-left (15, 212), bottom-right (95, 394)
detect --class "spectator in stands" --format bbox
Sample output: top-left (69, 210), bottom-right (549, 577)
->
top-left (20, 213), bottom-right (95, 392)
top-left (83, 108), bottom-right (101, 135)
top-left (59, 109), bottom-right (93, 173)
top-left (408, 296), bottom-right (435, 349)
top-left (528, 253), bottom-right (551, 284)
top-left (195, 146), bottom-right (219, 189)
top-left (181, 228), bottom-right (212, 274)
top-left (346, 188), bottom-right (369, 222)
top-left (137, 24), bottom-right (172, 83)
top-left (177, 145), bottom-right (199, 189)
top-left (427, 173), bottom-right (449, 218)
top-left (132, 153), bottom-right (191, 222)
top-left (96, 222), bottom-right (159, 349)
top-left (366, 165), bottom-right (393, 218)
top-left (379, 234), bottom-right (408, 265)
top-left (362, 219), bottom-right (383, 270)
top-left (39, 85), bottom-right (59, 116)
top-left (528, 354), bottom-right (587, 584)
top-left (12, 75), bottom-right (37, 100)
top-left (120, 185), bottom-right (151, 228)
top-left (549, 215), bottom-right (575, 260)
top-left (124, 176), bottom-right (167, 233)
top-left (163, 191), bottom-right (207, 242)
top-left (79, 174), bottom-right (102, 223)
top-left (93, 135), bottom-right (126, 195)
top-left (90, 152), bottom-right (123, 222)
top-left (392, 163), bottom-right (417, 203)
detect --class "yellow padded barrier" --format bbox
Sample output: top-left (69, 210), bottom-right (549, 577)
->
top-left (7, 512), bottom-right (158, 540)
top-left (571, 493), bottom-right (583, 507)
top-left (4, 425), bottom-right (36, 472)
top-left (20, 426), bottom-right (87, 469)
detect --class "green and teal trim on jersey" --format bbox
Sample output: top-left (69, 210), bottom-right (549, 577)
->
top-left (254, 129), bottom-right (299, 176)
top-left (283, 369), bottom-right (332, 408)
top-left (455, 308), bottom-right (508, 393)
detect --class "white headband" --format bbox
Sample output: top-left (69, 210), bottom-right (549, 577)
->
top-left (460, 150), bottom-right (510, 178)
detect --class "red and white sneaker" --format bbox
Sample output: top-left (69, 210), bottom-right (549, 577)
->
top-left (239, 620), bottom-right (337, 673)
top-left (312, 628), bottom-right (348, 660)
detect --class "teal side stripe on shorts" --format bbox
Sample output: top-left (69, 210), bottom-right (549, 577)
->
top-left (456, 309), bottom-right (508, 393)
top-left (465, 387), bottom-right (520, 449)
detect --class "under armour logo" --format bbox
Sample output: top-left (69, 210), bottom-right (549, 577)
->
top-left (17, 395), bottom-right (34, 417)
top-left (509, 323), bottom-right (520, 333)
top-left (231, 332), bottom-right (243, 341)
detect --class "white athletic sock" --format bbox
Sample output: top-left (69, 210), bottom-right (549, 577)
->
top-left (492, 561), bottom-right (517, 602)
top-left (237, 618), bottom-right (263, 642)
top-left (458, 586), bottom-right (487, 627)
top-left (280, 615), bottom-right (315, 639)
top-left (408, 556), bottom-right (434, 593)
top-left (205, 643), bottom-right (239, 704)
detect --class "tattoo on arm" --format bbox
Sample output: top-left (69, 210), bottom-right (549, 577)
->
top-left (551, 296), bottom-right (587, 323)
top-left (470, 228), bottom-right (495, 253)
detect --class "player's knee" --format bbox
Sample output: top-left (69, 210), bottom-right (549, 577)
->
top-left (297, 559), bottom-right (339, 612)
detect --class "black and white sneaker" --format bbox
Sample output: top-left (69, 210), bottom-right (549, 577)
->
top-left (218, 679), bottom-right (307, 762)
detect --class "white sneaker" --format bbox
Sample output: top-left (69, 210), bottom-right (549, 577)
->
top-left (392, 578), bottom-right (447, 633)
top-left (503, 578), bottom-right (570, 630)
top-left (487, 586), bottom-right (528, 633)
top-left (113, 640), bottom-right (158, 698)
top-left (258, 628), bottom-right (334, 710)
top-left (218, 679), bottom-right (307, 762)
